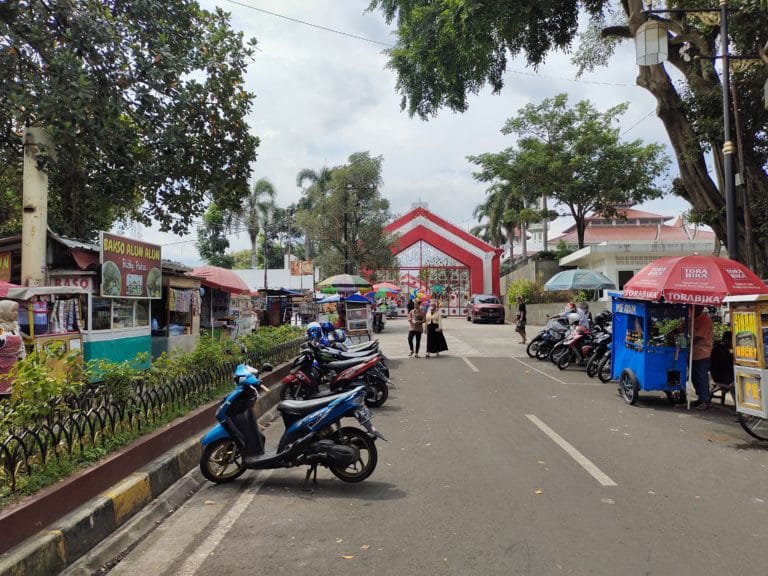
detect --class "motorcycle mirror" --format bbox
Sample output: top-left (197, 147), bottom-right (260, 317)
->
top-left (260, 363), bottom-right (274, 373)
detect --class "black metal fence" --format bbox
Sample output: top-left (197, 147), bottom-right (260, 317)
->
top-left (0, 337), bottom-right (305, 493)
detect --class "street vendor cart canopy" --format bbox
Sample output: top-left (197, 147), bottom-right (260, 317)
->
top-left (622, 255), bottom-right (768, 305)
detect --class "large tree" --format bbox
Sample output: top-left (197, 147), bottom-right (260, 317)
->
top-left (196, 203), bottom-right (234, 269)
top-left (368, 0), bottom-right (768, 273)
top-left (1, 0), bottom-right (259, 241)
top-left (295, 166), bottom-right (333, 260)
top-left (297, 152), bottom-right (397, 277)
top-left (489, 95), bottom-right (669, 249)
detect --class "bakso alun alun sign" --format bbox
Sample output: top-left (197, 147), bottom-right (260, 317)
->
top-left (100, 232), bottom-right (162, 299)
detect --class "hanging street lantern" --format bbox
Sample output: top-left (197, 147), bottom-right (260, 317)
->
top-left (635, 20), bottom-right (669, 66)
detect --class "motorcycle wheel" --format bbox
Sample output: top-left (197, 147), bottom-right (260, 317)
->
top-left (535, 341), bottom-right (552, 360)
top-left (200, 438), bottom-right (246, 483)
top-left (280, 382), bottom-right (311, 401)
top-left (526, 339), bottom-right (540, 358)
top-left (364, 378), bottom-right (388, 408)
top-left (328, 426), bottom-right (378, 482)
top-left (597, 353), bottom-right (613, 383)
top-left (557, 349), bottom-right (573, 370)
top-left (586, 352), bottom-right (602, 378)
top-left (550, 343), bottom-right (568, 364)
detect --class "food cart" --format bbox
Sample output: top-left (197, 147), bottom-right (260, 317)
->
top-left (723, 294), bottom-right (768, 441)
top-left (344, 293), bottom-right (372, 342)
top-left (610, 293), bottom-right (690, 405)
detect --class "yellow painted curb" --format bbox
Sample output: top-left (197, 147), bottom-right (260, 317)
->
top-left (101, 473), bottom-right (151, 526)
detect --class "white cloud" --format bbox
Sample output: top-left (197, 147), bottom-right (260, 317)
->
top-left (146, 0), bottom-right (690, 265)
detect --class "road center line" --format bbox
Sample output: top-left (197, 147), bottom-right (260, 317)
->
top-left (176, 470), bottom-right (273, 575)
top-left (462, 357), bottom-right (479, 372)
top-left (525, 414), bottom-right (618, 487)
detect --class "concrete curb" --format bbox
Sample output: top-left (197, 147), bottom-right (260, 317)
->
top-left (0, 364), bottom-right (289, 576)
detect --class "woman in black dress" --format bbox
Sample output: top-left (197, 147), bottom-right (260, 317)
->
top-left (424, 301), bottom-right (448, 357)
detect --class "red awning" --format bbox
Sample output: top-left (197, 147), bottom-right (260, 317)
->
top-left (71, 248), bottom-right (100, 270)
top-left (190, 266), bottom-right (250, 295)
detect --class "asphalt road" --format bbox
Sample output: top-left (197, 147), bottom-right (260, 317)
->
top-left (91, 318), bottom-right (768, 576)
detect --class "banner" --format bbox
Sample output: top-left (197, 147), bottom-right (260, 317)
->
top-left (290, 260), bottom-right (314, 276)
top-left (100, 232), bottom-right (162, 299)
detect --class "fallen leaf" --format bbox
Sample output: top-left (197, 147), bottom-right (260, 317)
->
top-left (336, 538), bottom-right (343, 543)
top-left (340, 555), bottom-right (354, 560)
top-left (361, 544), bottom-right (370, 550)
top-left (534, 489), bottom-right (543, 495)
top-left (204, 500), bottom-right (215, 505)
top-left (425, 443), bottom-right (432, 447)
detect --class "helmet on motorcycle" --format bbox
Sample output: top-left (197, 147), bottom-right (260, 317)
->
top-left (319, 335), bottom-right (331, 346)
top-left (568, 312), bottom-right (581, 325)
top-left (306, 322), bottom-right (322, 341)
top-left (320, 321), bottom-right (335, 334)
top-left (334, 328), bottom-right (347, 341)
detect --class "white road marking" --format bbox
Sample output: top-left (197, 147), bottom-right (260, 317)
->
top-left (176, 470), bottom-right (273, 575)
top-left (512, 357), bottom-right (604, 386)
top-left (462, 357), bottom-right (479, 372)
top-left (526, 414), bottom-right (618, 487)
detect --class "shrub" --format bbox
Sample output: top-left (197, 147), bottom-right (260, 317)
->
top-left (506, 278), bottom-right (538, 304)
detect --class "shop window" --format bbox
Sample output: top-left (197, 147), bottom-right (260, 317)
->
top-left (92, 298), bottom-right (112, 331)
top-left (136, 300), bottom-right (149, 327)
top-left (112, 299), bottom-right (135, 329)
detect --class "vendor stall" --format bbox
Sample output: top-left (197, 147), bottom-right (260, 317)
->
top-left (723, 295), bottom-right (768, 441)
top-left (192, 266), bottom-right (250, 341)
top-left (150, 265), bottom-right (201, 359)
top-left (610, 294), bottom-right (689, 405)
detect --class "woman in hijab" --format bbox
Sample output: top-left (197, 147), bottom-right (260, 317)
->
top-left (424, 301), bottom-right (448, 358)
top-left (0, 300), bottom-right (27, 395)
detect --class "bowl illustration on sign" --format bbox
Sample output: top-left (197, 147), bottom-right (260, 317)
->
top-left (102, 261), bottom-right (122, 296)
top-left (146, 268), bottom-right (162, 298)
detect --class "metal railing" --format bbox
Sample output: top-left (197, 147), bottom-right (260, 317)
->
top-left (0, 337), bottom-right (305, 492)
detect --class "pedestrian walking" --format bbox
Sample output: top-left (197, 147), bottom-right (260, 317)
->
top-left (407, 299), bottom-right (426, 357)
top-left (514, 295), bottom-right (527, 344)
top-left (424, 301), bottom-right (448, 358)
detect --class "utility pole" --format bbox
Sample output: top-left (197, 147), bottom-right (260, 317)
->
top-left (343, 186), bottom-right (349, 274)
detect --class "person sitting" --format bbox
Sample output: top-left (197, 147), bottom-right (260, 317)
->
top-left (709, 330), bottom-right (734, 405)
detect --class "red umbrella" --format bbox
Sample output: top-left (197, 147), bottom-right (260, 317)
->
top-left (622, 255), bottom-right (768, 305)
top-left (372, 282), bottom-right (400, 293)
top-left (0, 281), bottom-right (24, 299)
top-left (191, 266), bottom-right (250, 294)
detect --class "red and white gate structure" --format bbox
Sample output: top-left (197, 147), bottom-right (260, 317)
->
top-left (382, 207), bottom-right (503, 317)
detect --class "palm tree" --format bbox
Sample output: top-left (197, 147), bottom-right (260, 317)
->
top-left (230, 178), bottom-right (277, 268)
top-left (296, 166), bottom-right (332, 259)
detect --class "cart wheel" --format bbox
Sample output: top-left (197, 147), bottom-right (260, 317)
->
top-left (738, 413), bottom-right (768, 441)
top-left (618, 369), bottom-right (640, 405)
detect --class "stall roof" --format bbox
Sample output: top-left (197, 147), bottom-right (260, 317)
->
top-left (190, 266), bottom-right (250, 294)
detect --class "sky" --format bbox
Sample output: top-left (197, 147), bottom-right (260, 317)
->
top-left (145, 0), bottom-right (692, 266)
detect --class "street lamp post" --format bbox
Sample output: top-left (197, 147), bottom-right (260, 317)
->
top-left (635, 1), bottom-right (738, 260)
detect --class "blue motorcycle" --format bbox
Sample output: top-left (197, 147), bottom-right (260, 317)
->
top-left (200, 363), bottom-right (384, 487)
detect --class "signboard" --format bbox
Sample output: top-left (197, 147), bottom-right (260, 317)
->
top-left (289, 260), bottom-right (314, 276)
top-left (732, 309), bottom-right (761, 365)
top-left (0, 251), bottom-right (11, 282)
top-left (734, 366), bottom-right (767, 418)
top-left (100, 232), bottom-right (162, 299)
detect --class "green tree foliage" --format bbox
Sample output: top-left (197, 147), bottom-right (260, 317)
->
top-left (0, 0), bottom-right (259, 241)
top-left (227, 178), bottom-right (277, 268)
top-left (196, 204), bottom-right (234, 268)
top-left (498, 94), bottom-right (669, 248)
top-left (296, 166), bottom-right (333, 260)
top-left (297, 152), bottom-right (397, 277)
top-left (368, 0), bottom-right (768, 273)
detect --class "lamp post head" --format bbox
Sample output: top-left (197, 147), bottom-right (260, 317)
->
top-left (635, 20), bottom-right (669, 66)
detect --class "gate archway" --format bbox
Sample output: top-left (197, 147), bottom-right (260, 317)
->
top-left (383, 207), bottom-right (503, 317)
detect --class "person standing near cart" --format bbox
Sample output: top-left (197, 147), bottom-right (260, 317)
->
top-left (691, 305), bottom-right (714, 410)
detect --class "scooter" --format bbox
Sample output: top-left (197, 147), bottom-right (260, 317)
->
top-left (526, 318), bottom-right (568, 358)
top-left (281, 345), bottom-right (390, 407)
top-left (199, 363), bottom-right (384, 488)
top-left (556, 325), bottom-right (600, 370)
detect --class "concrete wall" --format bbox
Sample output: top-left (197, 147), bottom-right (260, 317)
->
top-left (504, 301), bottom-right (612, 326)
top-left (500, 260), bottom-right (562, 302)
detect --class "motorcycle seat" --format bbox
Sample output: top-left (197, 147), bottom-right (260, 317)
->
top-left (326, 355), bottom-right (378, 370)
top-left (278, 392), bottom-right (349, 416)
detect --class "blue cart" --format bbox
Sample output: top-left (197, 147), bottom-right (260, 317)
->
top-left (610, 294), bottom-right (690, 405)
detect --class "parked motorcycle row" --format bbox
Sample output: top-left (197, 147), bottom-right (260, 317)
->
top-left (525, 309), bottom-right (613, 383)
top-left (199, 321), bottom-right (390, 488)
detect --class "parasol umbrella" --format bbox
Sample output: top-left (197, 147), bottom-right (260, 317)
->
top-left (544, 269), bottom-right (616, 291)
top-left (372, 282), bottom-right (400, 294)
top-left (621, 254), bottom-right (768, 305)
top-left (317, 274), bottom-right (372, 292)
top-left (622, 254), bottom-right (768, 409)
